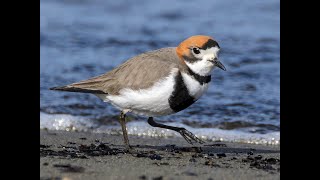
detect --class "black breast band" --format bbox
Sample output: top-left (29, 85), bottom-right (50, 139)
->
top-left (187, 68), bottom-right (211, 85)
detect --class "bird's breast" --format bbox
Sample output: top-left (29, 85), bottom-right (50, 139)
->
top-left (168, 72), bottom-right (209, 113)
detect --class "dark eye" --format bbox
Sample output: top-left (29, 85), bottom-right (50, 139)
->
top-left (192, 48), bottom-right (200, 54)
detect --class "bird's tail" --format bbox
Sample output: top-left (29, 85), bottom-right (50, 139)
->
top-left (49, 85), bottom-right (106, 94)
top-left (49, 86), bottom-right (67, 91)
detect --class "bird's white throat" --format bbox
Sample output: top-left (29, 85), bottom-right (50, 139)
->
top-left (185, 60), bottom-right (214, 76)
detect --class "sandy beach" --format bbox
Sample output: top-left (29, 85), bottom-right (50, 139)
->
top-left (40, 130), bottom-right (280, 180)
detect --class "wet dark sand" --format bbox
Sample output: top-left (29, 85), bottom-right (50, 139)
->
top-left (40, 130), bottom-right (280, 180)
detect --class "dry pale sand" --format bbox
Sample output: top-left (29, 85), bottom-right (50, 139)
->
top-left (40, 130), bottom-right (280, 180)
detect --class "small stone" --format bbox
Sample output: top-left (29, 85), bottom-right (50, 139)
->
top-left (153, 176), bottom-right (163, 180)
top-left (266, 158), bottom-right (279, 164)
top-left (254, 155), bottom-right (263, 160)
top-left (149, 154), bottom-right (162, 160)
top-left (205, 160), bottom-right (214, 166)
top-left (217, 153), bottom-right (226, 158)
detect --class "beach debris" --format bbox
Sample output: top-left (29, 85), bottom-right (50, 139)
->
top-left (53, 164), bottom-right (85, 173)
top-left (78, 143), bottom-right (123, 156)
top-left (192, 153), bottom-right (203, 158)
top-left (79, 137), bottom-right (86, 140)
top-left (221, 162), bottom-right (231, 168)
top-left (41, 148), bottom-right (88, 159)
top-left (136, 153), bottom-right (148, 158)
top-left (217, 153), bottom-right (227, 158)
top-left (152, 176), bottom-right (163, 180)
top-left (136, 152), bottom-right (162, 160)
top-left (204, 143), bottom-right (227, 147)
top-left (182, 147), bottom-right (202, 153)
top-left (153, 162), bottom-right (169, 166)
top-left (59, 144), bottom-right (77, 150)
top-left (205, 159), bottom-right (214, 166)
top-left (247, 151), bottom-right (254, 155)
top-left (41, 142), bottom-right (124, 158)
top-left (189, 158), bottom-right (197, 162)
top-left (163, 144), bottom-right (202, 153)
top-left (250, 162), bottom-right (275, 170)
top-left (266, 157), bottom-right (280, 164)
top-left (41, 149), bottom-right (61, 157)
top-left (254, 155), bottom-right (263, 160)
top-left (242, 156), bottom-right (254, 162)
top-left (139, 175), bottom-right (147, 180)
top-left (182, 171), bottom-right (198, 176)
top-left (205, 159), bottom-right (220, 167)
top-left (242, 156), bottom-right (280, 171)
top-left (149, 154), bottom-right (162, 160)
top-left (40, 144), bottom-right (51, 148)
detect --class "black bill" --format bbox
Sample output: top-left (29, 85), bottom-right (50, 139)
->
top-left (214, 60), bottom-right (226, 71)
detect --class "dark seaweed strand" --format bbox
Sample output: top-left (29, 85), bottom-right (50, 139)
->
top-left (169, 72), bottom-right (196, 112)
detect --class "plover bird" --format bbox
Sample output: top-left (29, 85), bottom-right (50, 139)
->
top-left (50, 35), bottom-right (226, 149)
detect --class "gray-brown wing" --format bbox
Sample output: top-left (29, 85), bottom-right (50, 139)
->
top-left (50, 48), bottom-right (180, 95)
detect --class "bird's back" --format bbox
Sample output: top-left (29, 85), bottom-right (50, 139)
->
top-left (50, 47), bottom-right (186, 95)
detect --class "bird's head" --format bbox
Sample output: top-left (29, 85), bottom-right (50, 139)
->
top-left (176, 35), bottom-right (226, 76)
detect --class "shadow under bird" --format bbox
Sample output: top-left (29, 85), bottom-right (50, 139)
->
top-left (50, 35), bottom-right (226, 150)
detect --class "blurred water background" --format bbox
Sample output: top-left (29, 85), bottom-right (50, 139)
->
top-left (40, 0), bottom-right (280, 145)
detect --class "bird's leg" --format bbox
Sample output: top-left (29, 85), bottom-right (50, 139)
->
top-left (118, 111), bottom-right (132, 151)
top-left (147, 117), bottom-right (205, 144)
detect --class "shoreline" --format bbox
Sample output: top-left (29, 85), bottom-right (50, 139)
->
top-left (40, 130), bottom-right (280, 180)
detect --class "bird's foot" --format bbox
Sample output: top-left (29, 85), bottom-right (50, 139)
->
top-left (177, 128), bottom-right (205, 144)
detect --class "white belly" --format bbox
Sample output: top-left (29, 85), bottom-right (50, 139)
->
top-left (96, 69), bottom-right (179, 116)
